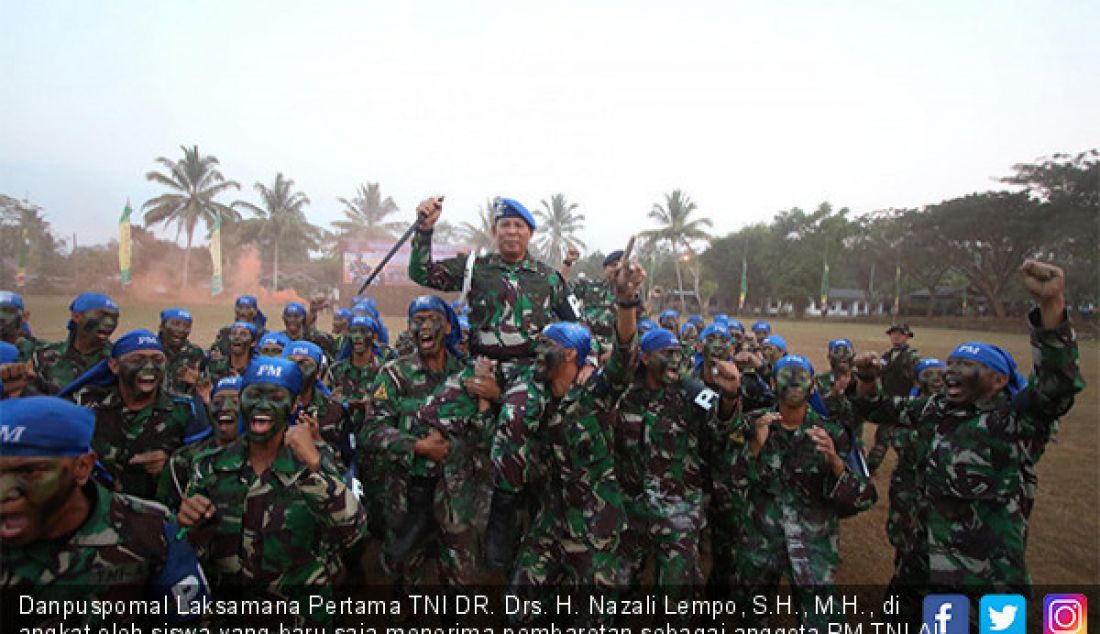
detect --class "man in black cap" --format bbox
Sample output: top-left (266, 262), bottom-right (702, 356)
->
top-left (867, 323), bottom-right (920, 472)
top-left (573, 250), bottom-right (626, 361)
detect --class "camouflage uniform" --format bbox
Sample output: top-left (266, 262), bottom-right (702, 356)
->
top-left (204, 354), bottom-right (252, 385)
top-left (297, 385), bottom-right (351, 467)
top-left (0, 481), bottom-right (209, 628)
top-left (163, 340), bottom-right (206, 396)
top-left (730, 407), bottom-right (877, 629)
top-left (360, 351), bottom-right (466, 584)
top-left (868, 343), bottom-right (921, 470)
top-left (851, 309), bottom-right (1082, 592)
top-left (185, 440), bottom-right (366, 625)
top-left (509, 332), bottom-right (635, 614)
top-left (9, 332), bottom-right (37, 364)
top-left (573, 277), bottom-right (616, 357)
top-left (210, 322), bottom-right (267, 359)
top-left (32, 339), bottom-right (111, 394)
top-left (87, 388), bottom-right (203, 500)
top-left (156, 433), bottom-right (221, 511)
top-left (409, 228), bottom-right (571, 493)
top-left (815, 371), bottom-right (859, 435)
top-left (614, 372), bottom-right (732, 594)
top-left (283, 327), bottom-right (337, 361)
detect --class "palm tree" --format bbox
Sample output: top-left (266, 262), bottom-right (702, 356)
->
top-left (533, 193), bottom-right (587, 267)
top-left (234, 173), bottom-right (315, 290)
top-left (458, 199), bottom-right (497, 252)
top-left (142, 145), bottom-right (240, 288)
top-left (331, 183), bottom-right (402, 242)
top-left (641, 190), bottom-right (712, 311)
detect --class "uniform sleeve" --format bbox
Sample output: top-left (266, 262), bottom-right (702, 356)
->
top-left (155, 451), bottom-right (189, 511)
top-left (728, 413), bottom-right (763, 489)
top-left (600, 330), bottom-right (639, 402)
top-left (1012, 308), bottom-right (1085, 437)
top-left (822, 424), bottom-right (877, 514)
top-left (408, 229), bottom-right (467, 291)
top-left (295, 457), bottom-right (368, 549)
top-left (360, 369), bottom-right (421, 470)
top-left (151, 521), bottom-right (212, 623)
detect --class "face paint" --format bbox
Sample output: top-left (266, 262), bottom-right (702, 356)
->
top-left (828, 345), bottom-right (853, 365)
top-left (410, 311), bottom-right (445, 355)
top-left (235, 305), bottom-right (257, 322)
top-left (703, 334), bottom-right (732, 361)
top-left (762, 344), bottom-right (783, 366)
top-left (659, 317), bottom-right (678, 331)
top-left (945, 358), bottom-right (986, 405)
top-left (240, 384), bottom-right (294, 443)
top-left (288, 355), bottom-right (319, 385)
top-left (681, 326), bottom-right (698, 343)
top-left (774, 366), bottom-right (813, 407)
top-left (533, 338), bottom-right (566, 383)
top-left (283, 314), bottom-right (305, 337)
top-left (210, 392), bottom-right (241, 443)
top-left (333, 316), bottom-right (349, 334)
top-left (161, 318), bottom-right (192, 348)
top-left (647, 347), bottom-right (684, 387)
top-left (348, 327), bottom-right (372, 354)
top-left (117, 351), bottom-right (167, 398)
top-left (918, 367), bottom-right (946, 395)
top-left (0, 456), bottom-right (80, 546)
top-left (0, 305), bottom-right (22, 338)
top-left (229, 327), bottom-right (253, 352)
top-left (78, 309), bottom-right (119, 347)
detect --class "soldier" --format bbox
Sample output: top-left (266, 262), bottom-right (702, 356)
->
top-left (408, 195), bottom-right (581, 570)
top-left (281, 301), bottom-right (337, 360)
top-left (158, 308), bottom-right (206, 396)
top-left (156, 376), bottom-right (243, 511)
top-left (177, 357), bottom-right (366, 626)
top-left (0, 291), bottom-right (36, 363)
top-left (814, 338), bottom-right (858, 435)
top-left (33, 292), bottom-right (119, 394)
top-left (658, 309), bottom-right (680, 333)
top-left (256, 331), bottom-right (290, 357)
top-left (204, 321), bottom-right (258, 384)
top-left (209, 294), bottom-right (267, 360)
top-left (867, 324), bottom-right (921, 473)
top-left (750, 320), bottom-right (772, 342)
top-left (850, 260), bottom-right (1083, 594)
top-left (730, 354), bottom-right (877, 629)
top-left (0, 397), bottom-right (210, 628)
top-left (331, 307), bottom-right (353, 354)
top-left (360, 295), bottom-right (466, 587)
top-left (615, 327), bottom-right (742, 597)
top-left (637, 318), bottom-right (658, 336)
top-left (758, 334), bottom-right (787, 384)
top-left (283, 340), bottom-right (351, 466)
top-left (352, 297), bottom-right (391, 348)
top-left (572, 250), bottom-right (624, 360)
top-left (59, 329), bottom-right (208, 500)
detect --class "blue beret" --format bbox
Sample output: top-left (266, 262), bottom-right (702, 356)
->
top-left (492, 197), bottom-right (537, 231)
top-left (0, 397), bottom-right (95, 457)
top-left (828, 338), bottom-right (853, 351)
top-left (700, 322), bottom-right (732, 341)
top-left (948, 342), bottom-right (1027, 396)
top-left (112, 329), bottom-right (164, 358)
top-left (0, 341), bottom-right (19, 364)
top-left (230, 321), bottom-right (259, 338)
top-left (640, 328), bottom-right (680, 354)
top-left (235, 294), bottom-right (259, 308)
top-left (284, 340), bottom-right (325, 366)
top-left (751, 320), bottom-right (771, 333)
top-left (213, 376), bottom-right (243, 394)
top-left (915, 358), bottom-right (946, 375)
top-left (283, 302), bottom-right (307, 317)
top-left (773, 354), bottom-right (814, 376)
top-left (70, 293), bottom-right (118, 314)
top-left (160, 308), bottom-right (193, 324)
top-left (0, 290), bottom-right (24, 310)
top-left (257, 332), bottom-right (291, 351)
top-left (761, 335), bottom-right (788, 352)
top-left (407, 295), bottom-right (463, 357)
top-left (542, 322), bottom-right (591, 367)
top-left (242, 357), bottom-right (304, 397)
top-left (335, 308), bottom-right (353, 320)
top-left (603, 250), bottom-right (624, 266)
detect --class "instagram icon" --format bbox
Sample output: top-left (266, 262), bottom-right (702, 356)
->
top-left (1045, 595), bottom-right (1087, 634)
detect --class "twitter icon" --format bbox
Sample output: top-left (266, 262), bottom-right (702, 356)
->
top-left (981, 594), bottom-right (1026, 634)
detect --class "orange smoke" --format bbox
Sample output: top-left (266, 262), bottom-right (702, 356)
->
top-left (228, 246), bottom-right (305, 305)
top-left (124, 245), bottom-right (304, 306)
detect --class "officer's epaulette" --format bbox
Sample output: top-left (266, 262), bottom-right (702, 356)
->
top-left (681, 376), bottom-right (720, 413)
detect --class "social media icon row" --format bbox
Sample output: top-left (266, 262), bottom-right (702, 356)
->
top-left (922, 593), bottom-right (1087, 634)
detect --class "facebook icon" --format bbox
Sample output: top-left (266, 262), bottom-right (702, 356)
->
top-left (924, 595), bottom-right (970, 634)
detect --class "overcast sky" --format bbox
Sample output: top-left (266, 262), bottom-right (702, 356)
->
top-left (2, 1), bottom-right (1097, 254)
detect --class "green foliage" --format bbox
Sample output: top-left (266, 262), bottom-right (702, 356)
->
top-left (533, 193), bottom-right (586, 267)
top-left (331, 182), bottom-right (402, 242)
top-left (234, 173), bottom-right (321, 290)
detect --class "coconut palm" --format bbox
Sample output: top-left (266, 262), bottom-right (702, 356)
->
top-left (142, 145), bottom-right (240, 288)
top-left (234, 173), bottom-right (317, 290)
top-left (533, 193), bottom-right (586, 267)
top-left (641, 190), bottom-right (712, 311)
top-left (457, 199), bottom-right (497, 252)
top-left (331, 182), bottom-right (402, 242)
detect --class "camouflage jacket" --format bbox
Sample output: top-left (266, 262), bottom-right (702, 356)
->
top-left (204, 353), bottom-right (253, 385)
top-left (163, 340), bottom-right (206, 396)
top-left (88, 388), bottom-right (204, 500)
top-left (295, 385), bottom-right (351, 467)
top-left (409, 229), bottom-right (570, 359)
top-left (815, 370), bottom-right (857, 430)
top-left (32, 338), bottom-right (111, 394)
top-left (185, 440), bottom-right (366, 599)
top-left (730, 408), bottom-right (877, 585)
top-left (851, 308), bottom-right (1083, 590)
top-left (360, 351), bottom-right (465, 477)
top-left (573, 277), bottom-right (616, 355)
top-left (156, 434), bottom-right (222, 512)
top-left (283, 327), bottom-right (338, 361)
top-left (0, 482), bottom-right (209, 627)
top-left (328, 351), bottom-right (391, 406)
top-left (881, 344), bottom-right (920, 398)
top-left (9, 332), bottom-right (37, 363)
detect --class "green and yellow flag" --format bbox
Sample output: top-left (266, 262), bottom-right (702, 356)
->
top-left (208, 213), bottom-right (224, 296)
top-left (15, 226), bottom-right (28, 288)
top-left (738, 253), bottom-right (748, 310)
top-left (118, 200), bottom-right (133, 286)
top-left (819, 257), bottom-right (830, 312)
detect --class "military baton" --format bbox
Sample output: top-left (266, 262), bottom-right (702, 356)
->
top-left (356, 196), bottom-right (443, 296)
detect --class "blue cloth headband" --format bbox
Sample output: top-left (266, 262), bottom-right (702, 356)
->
top-left (242, 357), bottom-right (304, 397)
top-left (949, 342), bottom-right (1027, 396)
top-left (160, 308), bottom-right (193, 324)
top-left (762, 335), bottom-right (787, 352)
top-left (0, 397), bottom-right (95, 457)
top-left (542, 322), bottom-right (591, 367)
top-left (283, 302), bottom-right (307, 317)
top-left (0, 290), bottom-right (24, 310)
top-left (640, 328), bottom-right (680, 353)
top-left (773, 353), bottom-right (814, 376)
top-left (407, 295), bottom-right (463, 358)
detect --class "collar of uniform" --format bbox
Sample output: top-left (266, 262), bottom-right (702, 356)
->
top-left (102, 386), bottom-right (175, 412)
top-left (210, 439), bottom-right (311, 483)
top-left (61, 339), bottom-right (111, 363)
top-left (486, 251), bottom-right (539, 272)
top-left (68, 482), bottom-right (120, 547)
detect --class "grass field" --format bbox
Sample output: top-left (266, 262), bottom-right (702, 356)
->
top-left (20, 294), bottom-right (1100, 585)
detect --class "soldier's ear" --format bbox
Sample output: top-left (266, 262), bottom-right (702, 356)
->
top-left (73, 452), bottom-right (96, 485)
top-left (565, 349), bottom-right (577, 366)
top-left (107, 358), bottom-right (120, 376)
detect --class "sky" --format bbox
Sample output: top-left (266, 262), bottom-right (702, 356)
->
top-left (2, 1), bottom-right (1097, 255)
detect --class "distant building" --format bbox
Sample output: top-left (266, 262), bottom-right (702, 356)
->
top-left (804, 288), bottom-right (888, 318)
